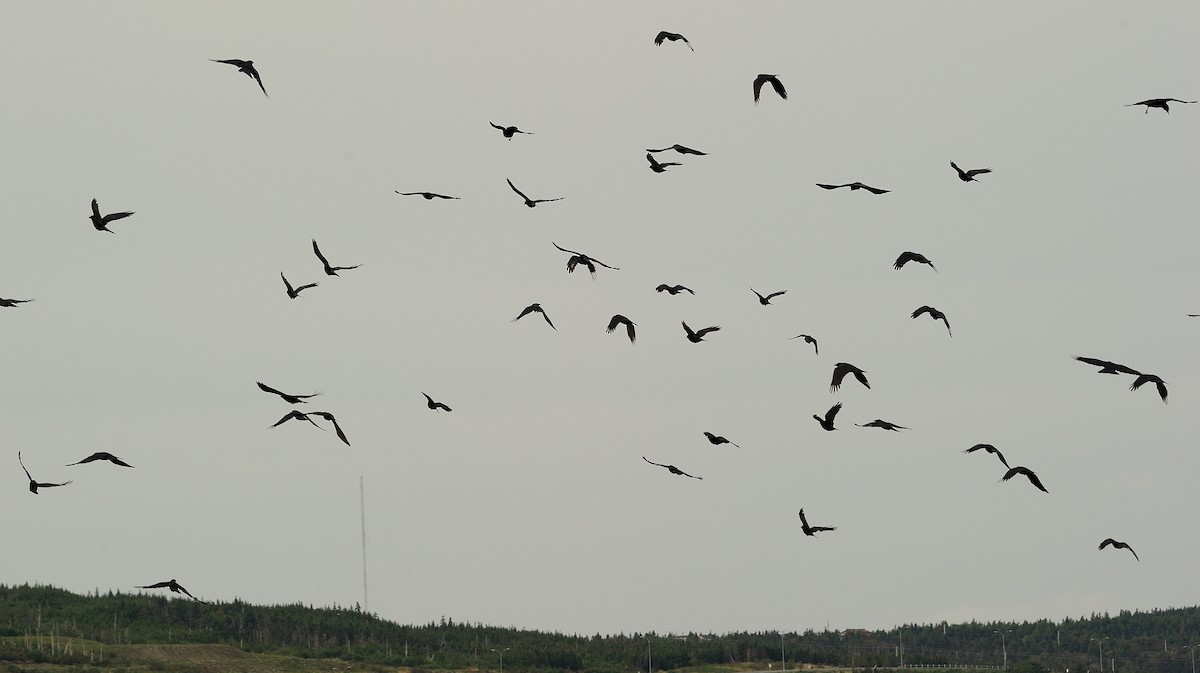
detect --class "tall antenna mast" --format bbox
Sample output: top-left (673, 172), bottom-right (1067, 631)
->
top-left (360, 475), bottom-right (368, 613)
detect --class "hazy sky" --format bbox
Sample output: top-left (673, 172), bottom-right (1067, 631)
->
top-left (4, 1), bottom-right (1199, 637)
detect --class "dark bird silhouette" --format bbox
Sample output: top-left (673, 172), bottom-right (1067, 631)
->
top-left (830, 362), bottom-right (869, 392)
top-left (211, 58), bottom-right (267, 97)
top-left (281, 272), bottom-right (318, 299)
top-left (66, 452), bottom-right (133, 468)
top-left (963, 443), bottom-right (1010, 469)
top-left (653, 31), bottom-right (693, 50)
top-left (647, 144), bottom-right (706, 156)
top-left (798, 508), bottom-right (836, 536)
top-left (752, 288), bottom-right (787, 305)
top-left (642, 456), bottom-right (702, 480)
top-left (816, 182), bottom-right (889, 194)
top-left (857, 419), bottom-right (907, 431)
top-left (606, 314), bottom-right (636, 343)
top-left (89, 198), bottom-right (134, 233)
top-left (0, 297), bottom-right (33, 307)
top-left (656, 284), bottom-right (695, 295)
top-left (513, 303), bottom-right (556, 330)
top-left (137, 579), bottom-right (204, 602)
top-left (951, 161), bottom-right (991, 182)
top-left (646, 152), bottom-right (681, 173)
top-left (271, 410), bottom-right (323, 430)
top-left (753, 74), bottom-right (787, 103)
top-left (1099, 538), bottom-right (1139, 561)
top-left (1129, 373), bottom-right (1168, 403)
top-left (507, 178), bottom-right (562, 207)
top-left (682, 321), bottom-right (720, 343)
top-left (813, 402), bottom-right (842, 431)
top-left (1127, 98), bottom-right (1196, 113)
top-left (422, 392), bottom-right (451, 412)
top-left (18, 452), bottom-right (72, 494)
top-left (1073, 356), bottom-right (1141, 375)
top-left (789, 334), bottom-right (818, 355)
top-left (257, 381), bottom-right (320, 404)
top-left (1002, 465), bottom-right (1049, 493)
top-left (894, 251), bottom-right (937, 272)
top-left (491, 122), bottom-right (532, 139)
top-left (308, 411), bottom-right (351, 446)
top-left (553, 242), bottom-right (619, 277)
top-left (312, 240), bottom-right (361, 276)
top-left (395, 191), bottom-right (459, 200)
top-left (702, 431), bottom-right (739, 448)
top-left (911, 305), bottom-right (952, 336)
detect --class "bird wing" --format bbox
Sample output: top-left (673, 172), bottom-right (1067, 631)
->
top-left (490, 122), bottom-right (504, 131)
top-left (18, 451), bottom-right (33, 482)
top-left (674, 145), bottom-right (705, 155)
top-left (816, 183), bottom-right (845, 190)
top-left (312, 240), bottom-right (331, 268)
top-left (797, 509), bottom-right (809, 528)
top-left (694, 326), bottom-right (720, 337)
top-left (540, 310), bottom-right (556, 330)
top-left (753, 76), bottom-right (766, 103)
top-left (553, 241), bottom-right (584, 257)
top-left (769, 77), bottom-right (787, 99)
top-left (329, 417), bottom-right (350, 446)
top-left (606, 315), bottom-right (622, 333)
top-left (257, 381), bottom-right (288, 397)
top-left (104, 211), bottom-right (135, 223)
top-left (679, 286), bottom-right (695, 294)
top-left (280, 273), bottom-right (294, 294)
top-left (91, 198), bottom-right (101, 218)
top-left (766, 290), bottom-right (787, 300)
top-left (643, 456), bottom-right (668, 469)
top-left (271, 411), bottom-right (304, 427)
top-left (862, 184), bottom-right (889, 194)
top-left (138, 581), bottom-right (173, 589)
top-left (514, 305), bottom-right (535, 321)
top-left (294, 282), bottom-right (318, 293)
top-left (825, 402), bottom-right (842, 423)
top-left (174, 583), bottom-right (200, 600)
top-left (681, 321), bottom-right (696, 338)
top-left (967, 168), bottom-right (992, 177)
top-left (506, 179), bottom-right (529, 201)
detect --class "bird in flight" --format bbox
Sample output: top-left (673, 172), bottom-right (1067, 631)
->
top-left (281, 272), bottom-right (318, 299)
top-left (422, 393), bottom-right (452, 412)
top-left (1098, 538), bottom-right (1139, 561)
top-left (553, 242), bottom-right (619, 277)
top-left (211, 59), bottom-right (267, 97)
top-left (682, 321), bottom-right (720, 343)
top-left (1073, 356), bottom-right (1141, 376)
top-left (1002, 466), bottom-right (1049, 493)
top-left (18, 452), bottom-right (72, 494)
top-left (1129, 373), bottom-right (1168, 403)
top-left (950, 161), bottom-right (991, 182)
top-left (271, 410), bottom-right (323, 431)
top-left (606, 314), bottom-right (637, 343)
top-left (0, 297), bottom-right (33, 308)
top-left (857, 419), bottom-right (907, 431)
top-left (308, 411), bottom-right (351, 446)
top-left (257, 381), bottom-right (320, 404)
top-left (647, 144), bottom-right (706, 156)
top-left (753, 74), bottom-right (787, 103)
top-left (830, 362), bottom-right (870, 392)
top-left (646, 152), bottom-right (681, 173)
top-left (491, 122), bottom-right (532, 139)
top-left (513, 303), bottom-right (556, 330)
top-left (751, 288), bottom-right (787, 305)
top-left (137, 579), bottom-right (204, 602)
top-left (963, 443), bottom-right (1010, 469)
top-left (798, 508), bottom-right (836, 536)
top-left (312, 240), bottom-right (361, 276)
top-left (656, 284), bottom-right (695, 296)
top-left (894, 251), bottom-right (937, 272)
top-left (911, 305), bottom-right (952, 336)
top-left (1127, 98), bottom-right (1196, 113)
top-left (813, 402), bottom-right (842, 431)
top-left (816, 182), bottom-right (890, 194)
top-left (653, 31), bottom-right (693, 51)
top-left (642, 456), bottom-right (702, 480)
top-left (789, 334), bottom-right (818, 355)
top-left (395, 191), bottom-right (459, 200)
top-left (66, 452), bottom-right (133, 468)
top-left (89, 198), bottom-right (134, 233)
top-left (702, 432), bottom-right (739, 448)
top-left (507, 179), bottom-right (562, 208)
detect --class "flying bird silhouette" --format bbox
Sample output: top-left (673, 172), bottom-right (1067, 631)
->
top-left (963, 443), bottom-right (1010, 469)
top-left (395, 191), bottom-right (459, 200)
top-left (271, 410), bottom-right (323, 432)
top-left (646, 152), bottom-right (681, 173)
top-left (894, 251), bottom-right (937, 272)
top-left (751, 288), bottom-right (787, 305)
top-left (911, 305), bottom-right (952, 336)
top-left (66, 452), bottom-right (133, 468)
top-left (553, 242), bottom-right (619, 277)
top-left (89, 198), bottom-right (134, 233)
top-left (682, 321), bottom-right (720, 343)
top-left (653, 31), bottom-right (693, 50)
top-left (951, 161), bottom-right (991, 182)
top-left (857, 419), bottom-right (907, 431)
top-left (257, 381), bottom-right (320, 404)
top-left (490, 122), bottom-right (532, 139)
top-left (1098, 538), bottom-right (1139, 561)
top-left (647, 144), bottom-right (706, 156)
top-left (18, 452), bottom-right (72, 494)
top-left (422, 393), bottom-right (452, 412)
top-left (1073, 356), bottom-right (1141, 375)
top-left (1127, 98), bottom-right (1196, 113)
top-left (816, 182), bottom-right (890, 194)
top-left (211, 59), bottom-right (267, 97)
top-left (308, 411), bottom-right (351, 446)
top-left (507, 179), bottom-right (562, 208)
top-left (606, 314), bottom-right (637, 343)
top-left (813, 402), bottom-right (842, 431)
top-left (656, 284), bottom-right (695, 295)
top-left (0, 297), bottom-right (33, 308)
top-left (789, 334), bottom-right (818, 355)
top-left (1129, 373), bottom-right (1168, 403)
top-left (830, 362), bottom-right (870, 392)
top-left (281, 272), bottom-right (318, 299)
top-left (642, 456), bottom-right (702, 480)
top-left (702, 432), bottom-right (739, 448)
top-left (753, 74), bottom-right (787, 103)
top-left (513, 303), bottom-right (556, 330)
top-left (137, 579), bottom-right (204, 602)
top-left (1002, 466), bottom-right (1049, 493)
top-left (798, 508), bottom-right (836, 536)
top-left (312, 240), bottom-right (361, 276)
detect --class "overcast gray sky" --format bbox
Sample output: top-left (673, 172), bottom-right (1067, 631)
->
top-left (3, 1), bottom-right (1199, 637)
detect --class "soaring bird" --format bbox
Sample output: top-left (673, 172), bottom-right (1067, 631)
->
top-left (1129, 373), bottom-right (1168, 403)
top-left (857, 419), bottom-right (907, 431)
top-left (702, 432), bottom-right (739, 448)
top-left (911, 305), bottom-right (952, 336)
top-left (312, 240), bottom-right (361, 276)
top-left (395, 191), bottom-right (459, 200)
top-left (790, 334), bottom-right (818, 355)
top-left (1002, 466), bottom-right (1049, 493)
top-left (647, 144), bottom-right (706, 156)
top-left (513, 303), bottom-right (556, 330)
top-left (643, 456), bottom-right (702, 480)
top-left (554, 242), bottom-right (619, 277)
top-left (281, 273), bottom-right (318, 299)
top-left (0, 297), bottom-right (33, 307)
top-left (507, 179), bottom-right (562, 208)
top-left (816, 182), bottom-right (890, 194)
top-left (18, 452), bottom-right (72, 494)
top-left (257, 381), bottom-right (320, 404)
top-left (271, 410), bottom-right (323, 430)
top-left (491, 122), bottom-right (532, 139)
top-left (963, 443), bottom-right (1010, 469)
top-left (751, 288), bottom-right (787, 305)
top-left (951, 161), bottom-right (991, 182)
top-left (137, 579), bottom-right (204, 602)
top-left (830, 362), bottom-right (870, 392)
top-left (656, 284), bottom-right (695, 295)
top-left (422, 392), bottom-right (452, 412)
top-left (66, 452), bottom-right (133, 468)
top-left (653, 31), bottom-right (693, 50)
top-left (1074, 356), bottom-right (1141, 376)
top-left (1127, 98), bottom-right (1196, 114)
top-left (308, 411), bottom-right (351, 446)
top-left (646, 152), bottom-right (681, 173)
top-left (211, 58), bottom-right (267, 97)
top-left (894, 251), bottom-right (937, 272)
top-left (798, 508), bottom-right (836, 536)
top-left (813, 402), bottom-right (842, 431)
top-left (753, 74), bottom-right (787, 103)
top-left (89, 198), bottom-right (134, 233)
top-left (682, 321), bottom-right (720, 343)
top-left (606, 314), bottom-right (636, 343)
top-left (1098, 538), bottom-right (1139, 561)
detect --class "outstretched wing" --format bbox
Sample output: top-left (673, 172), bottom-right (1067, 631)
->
top-left (824, 402), bottom-right (843, 424)
top-left (506, 178), bottom-right (529, 201)
top-left (694, 325), bottom-right (720, 338)
top-left (816, 183), bottom-right (846, 190)
top-left (312, 240), bottom-right (332, 268)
